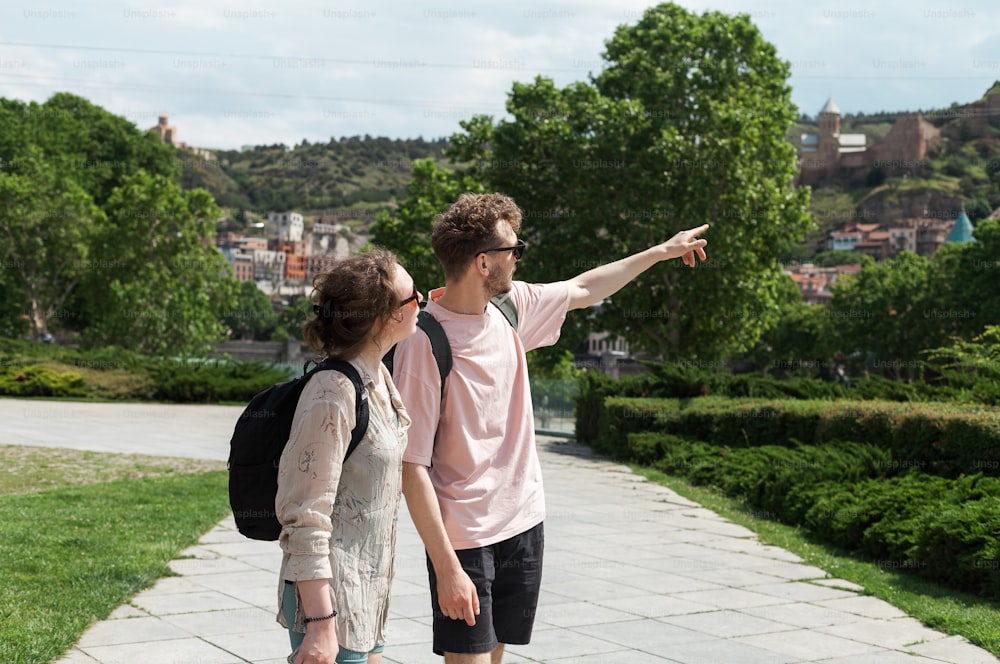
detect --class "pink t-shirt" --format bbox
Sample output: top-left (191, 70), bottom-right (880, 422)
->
top-left (393, 280), bottom-right (571, 550)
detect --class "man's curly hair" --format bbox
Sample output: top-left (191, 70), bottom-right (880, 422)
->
top-left (431, 193), bottom-right (522, 279)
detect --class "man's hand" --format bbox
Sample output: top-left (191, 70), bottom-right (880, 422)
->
top-left (567, 223), bottom-right (710, 310)
top-left (662, 223), bottom-right (709, 267)
top-left (437, 562), bottom-right (480, 626)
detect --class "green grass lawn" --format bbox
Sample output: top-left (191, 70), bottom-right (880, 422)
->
top-left (631, 464), bottom-right (1000, 658)
top-left (0, 445), bottom-right (230, 664)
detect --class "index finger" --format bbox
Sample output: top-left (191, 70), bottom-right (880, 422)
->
top-left (463, 598), bottom-right (477, 627)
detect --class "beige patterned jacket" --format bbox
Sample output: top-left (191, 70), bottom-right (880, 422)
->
top-left (275, 361), bottom-right (410, 652)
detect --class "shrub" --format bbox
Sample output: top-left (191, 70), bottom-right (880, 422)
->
top-left (147, 359), bottom-right (292, 403)
top-left (598, 397), bottom-right (1000, 478)
top-left (0, 365), bottom-right (87, 397)
top-left (627, 430), bottom-right (1000, 599)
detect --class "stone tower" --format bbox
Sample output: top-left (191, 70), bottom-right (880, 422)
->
top-left (818, 98), bottom-right (841, 162)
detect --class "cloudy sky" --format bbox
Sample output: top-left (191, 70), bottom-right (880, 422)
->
top-left (1, 0), bottom-right (998, 150)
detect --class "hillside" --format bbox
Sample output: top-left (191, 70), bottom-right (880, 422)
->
top-left (790, 84), bottom-right (1000, 256)
top-left (177, 135), bottom-right (450, 228)
top-left (182, 86), bottom-right (999, 253)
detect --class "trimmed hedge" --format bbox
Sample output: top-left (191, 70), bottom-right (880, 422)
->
top-left (628, 432), bottom-right (1000, 598)
top-left (574, 363), bottom-right (997, 444)
top-left (145, 359), bottom-right (292, 403)
top-left (597, 397), bottom-right (1000, 478)
top-left (0, 339), bottom-right (292, 403)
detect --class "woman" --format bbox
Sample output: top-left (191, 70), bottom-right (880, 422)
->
top-left (275, 249), bottom-right (421, 664)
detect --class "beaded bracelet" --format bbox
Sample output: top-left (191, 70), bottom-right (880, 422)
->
top-left (303, 610), bottom-right (337, 624)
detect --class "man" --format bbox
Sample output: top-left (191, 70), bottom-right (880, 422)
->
top-left (392, 193), bottom-right (708, 663)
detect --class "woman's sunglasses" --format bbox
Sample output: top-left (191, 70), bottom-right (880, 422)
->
top-left (399, 287), bottom-right (423, 309)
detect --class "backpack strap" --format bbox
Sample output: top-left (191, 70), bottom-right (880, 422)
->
top-left (309, 359), bottom-right (369, 461)
top-left (383, 297), bottom-right (519, 399)
top-left (381, 310), bottom-right (452, 395)
top-left (490, 293), bottom-right (519, 331)
top-left (415, 310), bottom-right (452, 398)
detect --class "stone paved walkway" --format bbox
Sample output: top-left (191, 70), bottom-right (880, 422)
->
top-left (0, 398), bottom-right (995, 663)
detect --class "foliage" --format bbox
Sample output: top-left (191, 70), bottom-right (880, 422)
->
top-left (370, 158), bottom-right (487, 291)
top-left (0, 364), bottom-right (87, 397)
top-left (0, 93), bottom-right (239, 356)
top-left (280, 294), bottom-right (314, 340)
top-left (0, 338), bottom-right (291, 403)
top-left (627, 430), bottom-right (1000, 599)
top-left (449, 3), bottom-right (812, 360)
top-left (146, 358), bottom-right (292, 403)
top-left (0, 148), bottom-right (102, 340)
top-left (223, 281), bottom-right (282, 341)
top-left (946, 218), bottom-right (1000, 333)
top-left (74, 173), bottom-right (237, 355)
top-left (924, 326), bottom-right (1000, 404)
top-left (0, 93), bottom-right (177, 207)
top-left (825, 251), bottom-right (935, 379)
top-left (592, 395), bottom-right (1000, 478)
top-left (201, 136), bottom-right (449, 215)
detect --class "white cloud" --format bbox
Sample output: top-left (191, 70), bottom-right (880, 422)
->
top-left (0, 0), bottom-right (997, 148)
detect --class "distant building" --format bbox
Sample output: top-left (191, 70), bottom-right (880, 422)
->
top-left (150, 114), bottom-right (177, 144)
top-left (785, 263), bottom-right (862, 305)
top-left (268, 212), bottom-right (304, 243)
top-left (800, 98), bottom-right (867, 166)
top-left (827, 223), bottom-right (879, 252)
top-left (826, 216), bottom-right (964, 260)
top-left (253, 249), bottom-right (286, 282)
top-left (306, 254), bottom-right (341, 278)
top-left (917, 221), bottom-right (953, 256)
top-left (798, 97), bottom-right (940, 185)
top-left (148, 114), bottom-right (216, 160)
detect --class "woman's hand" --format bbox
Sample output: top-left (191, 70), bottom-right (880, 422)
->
top-left (293, 618), bottom-right (339, 664)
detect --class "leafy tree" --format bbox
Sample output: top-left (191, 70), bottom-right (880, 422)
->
top-left (810, 250), bottom-right (875, 268)
top-left (448, 3), bottom-right (812, 360)
top-left (0, 94), bottom-right (176, 207)
top-left (925, 325), bottom-right (1000, 394)
top-left (948, 218), bottom-right (1000, 334)
top-left (0, 148), bottom-right (103, 340)
top-left (750, 274), bottom-right (836, 376)
top-left (280, 295), bottom-right (314, 340)
top-left (0, 93), bottom-right (240, 355)
top-left (78, 172), bottom-right (237, 356)
top-left (370, 158), bottom-right (486, 291)
top-left (827, 252), bottom-right (934, 379)
top-left (223, 281), bottom-right (281, 341)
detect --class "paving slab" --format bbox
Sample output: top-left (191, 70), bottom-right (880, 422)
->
top-left (1, 397), bottom-right (991, 664)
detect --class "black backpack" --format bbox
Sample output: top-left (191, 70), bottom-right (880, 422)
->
top-left (384, 293), bottom-right (519, 393)
top-left (227, 359), bottom-right (369, 541)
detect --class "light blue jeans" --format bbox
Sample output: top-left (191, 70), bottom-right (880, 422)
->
top-left (283, 581), bottom-right (385, 663)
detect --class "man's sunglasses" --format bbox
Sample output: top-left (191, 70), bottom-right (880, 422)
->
top-left (399, 287), bottom-right (423, 309)
top-left (479, 239), bottom-right (527, 260)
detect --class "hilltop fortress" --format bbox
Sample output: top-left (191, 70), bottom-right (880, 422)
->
top-left (797, 98), bottom-right (941, 186)
top-left (797, 85), bottom-right (1000, 186)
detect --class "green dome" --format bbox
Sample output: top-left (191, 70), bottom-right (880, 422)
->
top-left (946, 209), bottom-right (975, 243)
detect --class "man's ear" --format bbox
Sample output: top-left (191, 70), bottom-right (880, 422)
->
top-left (474, 253), bottom-right (490, 276)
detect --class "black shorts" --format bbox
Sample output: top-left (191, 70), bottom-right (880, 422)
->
top-left (427, 522), bottom-right (544, 656)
